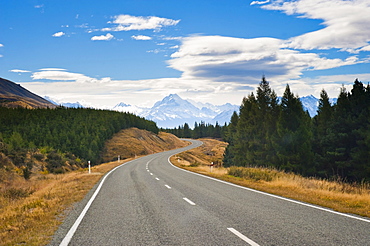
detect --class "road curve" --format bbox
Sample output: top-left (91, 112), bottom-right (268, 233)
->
top-left (50, 139), bottom-right (370, 245)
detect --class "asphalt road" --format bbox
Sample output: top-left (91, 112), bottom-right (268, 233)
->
top-left (50, 139), bottom-right (370, 246)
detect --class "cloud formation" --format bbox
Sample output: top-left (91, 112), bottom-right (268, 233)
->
top-left (168, 35), bottom-right (360, 83)
top-left (52, 32), bottom-right (65, 37)
top-left (262, 0), bottom-right (370, 51)
top-left (10, 69), bottom-right (31, 73)
top-left (91, 33), bottom-right (114, 41)
top-left (131, 35), bottom-right (152, 40)
top-left (102, 14), bottom-right (180, 32)
top-left (32, 69), bottom-right (111, 83)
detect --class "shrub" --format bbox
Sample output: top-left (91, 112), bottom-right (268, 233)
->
top-left (228, 166), bottom-right (280, 182)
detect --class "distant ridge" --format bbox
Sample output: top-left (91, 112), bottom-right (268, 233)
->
top-left (0, 77), bottom-right (56, 108)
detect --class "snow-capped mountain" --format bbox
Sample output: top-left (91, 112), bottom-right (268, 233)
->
top-left (300, 95), bottom-right (319, 117)
top-left (44, 96), bottom-right (84, 108)
top-left (139, 94), bottom-right (239, 128)
top-left (113, 102), bottom-right (148, 114)
top-left (299, 95), bottom-right (337, 117)
top-left (112, 94), bottom-right (239, 128)
top-left (46, 93), bottom-right (335, 129)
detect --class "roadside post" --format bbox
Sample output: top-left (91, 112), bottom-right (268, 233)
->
top-left (88, 161), bottom-right (91, 174)
top-left (210, 162), bottom-right (214, 173)
top-left (118, 155), bottom-right (120, 162)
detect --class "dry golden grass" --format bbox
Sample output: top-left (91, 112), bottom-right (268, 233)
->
top-left (171, 138), bottom-right (370, 218)
top-left (102, 128), bottom-right (189, 162)
top-left (0, 160), bottom-right (127, 246)
top-left (0, 129), bottom-right (188, 246)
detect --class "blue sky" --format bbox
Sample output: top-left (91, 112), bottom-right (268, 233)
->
top-left (1, 0), bottom-right (370, 108)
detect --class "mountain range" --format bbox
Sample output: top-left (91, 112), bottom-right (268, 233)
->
top-left (113, 94), bottom-right (240, 128)
top-left (47, 93), bottom-right (334, 128)
top-left (0, 77), bottom-right (335, 128)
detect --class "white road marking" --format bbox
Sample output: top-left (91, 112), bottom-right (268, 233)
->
top-left (59, 159), bottom-right (136, 246)
top-left (165, 185), bottom-right (172, 189)
top-left (168, 156), bottom-right (370, 223)
top-left (183, 197), bottom-right (196, 205)
top-left (150, 173), bottom-right (153, 175)
top-left (155, 178), bottom-right (160, 180)
top-left (228, 228), bottom-right (260, 246)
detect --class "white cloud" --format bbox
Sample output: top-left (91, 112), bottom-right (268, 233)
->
top-left (0, 44), bottom-right (3, 47)
top-left (131, 35), bottom-right (152, 40)
top-left (10, 69), bottom-right (31, 73)
top-left (168, 35), bottom-right (360, 84)
top-left (32, 69), bottom-right (111, 83)
top-left (262, 0), bottom-right (370, 51)
top-left (102, 14), bottom-right (180, 32)
top-left (91, 33), bottom-right (114, 41)
top-left (250, 0), bottom-right (270, 5)
top-left (52, 31), bottom-right (65, 37)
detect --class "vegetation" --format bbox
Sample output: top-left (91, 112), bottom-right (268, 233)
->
top-left (0, 128), bottom-right (187, 246)
top-left (171, 138), bottom-right (370, 218)
top-left (163, 121), bottom-right (224, 139)
top-left (0, 106), bottom-right (158, 174)
top-left (223, 77), bottom-right (370, 182)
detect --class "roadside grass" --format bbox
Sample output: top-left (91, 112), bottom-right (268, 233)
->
top-left (0, 160), bottom-right (128, 246)
top-left (171, 139), bottom-right (370, 218)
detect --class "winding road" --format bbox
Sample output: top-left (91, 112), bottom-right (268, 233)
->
top-left (50, 140), bottom-right (370, 245)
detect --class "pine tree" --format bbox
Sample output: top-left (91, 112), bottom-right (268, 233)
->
top-left (274, 84), bottom-right (313, 174)
top-left (313, 89), bottom-right (334, 177)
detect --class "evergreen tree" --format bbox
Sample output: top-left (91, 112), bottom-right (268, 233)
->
top-left (274, 84), bottom-right (313, 174)
top-left (313, 89), bottom-right (334, 177)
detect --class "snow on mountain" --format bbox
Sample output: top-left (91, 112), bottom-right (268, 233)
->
top-left (50, 93), bottom-right (335, 128)
top-left (44, 96), bottom-right (84, 108)
top-left (300, 95), bottom-right (319, 117)
top-left (111, 94), bottom-right (238, 128)
top-left (113, 102), bottom-right (148, 114)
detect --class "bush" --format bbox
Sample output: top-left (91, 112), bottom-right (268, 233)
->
top-left (228, 166), bottom-right (280, 182)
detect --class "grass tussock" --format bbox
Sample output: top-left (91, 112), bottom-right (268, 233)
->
top-left (172, 138), bottom-right (370, 218)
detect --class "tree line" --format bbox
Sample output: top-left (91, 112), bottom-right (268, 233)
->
top-left (223, 77), bottom-right (370, 182)
top-left (0, 106), bottom-right (158, 174)
top-left (162, 121), bottom-right (224, 139)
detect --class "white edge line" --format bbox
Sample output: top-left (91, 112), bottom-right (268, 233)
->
top-left (59, 159), bottom-right (135, 246)
top-left (183, 197), bottom-right (196, 205)
top-left (167, 154), bottom-right (370, 223)
top-left (228, 228), bottom-right (260, 246)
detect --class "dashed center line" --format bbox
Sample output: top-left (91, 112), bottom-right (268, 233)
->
top-left (165, 185), bottom-right (172, 189)
top-left (183, 197), bottom-right (196, 205)
top-left (155, 178), bottom-right (160, 180)
top-left (227, 228), bottom-right (260, 246)
top-left (150, 173), bottom-right (153, 175)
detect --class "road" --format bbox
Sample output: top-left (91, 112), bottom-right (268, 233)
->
top-left (50, 139), bottom-right (370, 245)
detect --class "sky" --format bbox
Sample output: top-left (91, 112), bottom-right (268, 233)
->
top-left (1, 0), bottom-right (370, 108)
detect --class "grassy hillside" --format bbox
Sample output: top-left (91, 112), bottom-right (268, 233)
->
top-left (0, 78), bottom-right (56, 109)
top-left (102, 128), bottom-right (189, 162)
top-left (0, 128), bottom-right (188, 246)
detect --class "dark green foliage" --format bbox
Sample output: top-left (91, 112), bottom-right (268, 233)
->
top-left (0, 106), bottom-right (158, 174)
top-left (163, 121), bottom-right (224, 139)
top-left (223, 77), bottom-right (370, 182)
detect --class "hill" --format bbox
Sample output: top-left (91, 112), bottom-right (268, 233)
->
top-left (0, 77), bottom-right (56, 108)
top-left (102, 128), bottom-right (189, 162)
